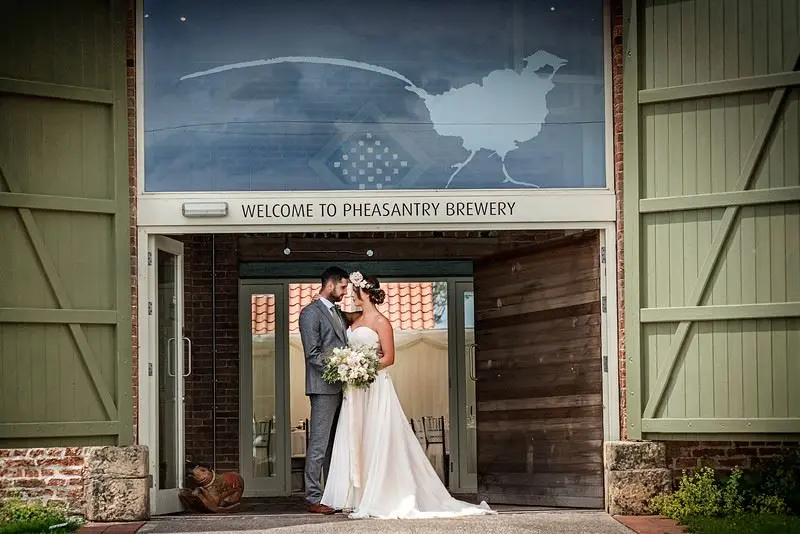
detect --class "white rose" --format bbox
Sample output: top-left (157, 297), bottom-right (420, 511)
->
top-left (349, 271), bottom-right (364, 287)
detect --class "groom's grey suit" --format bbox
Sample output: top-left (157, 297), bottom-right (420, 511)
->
top-left (298, 298), bottom-right (348, 505)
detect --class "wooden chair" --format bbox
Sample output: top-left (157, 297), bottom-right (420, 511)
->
top-left (410, 418), bottom-right (426, 449)
top-left (254, 418), bottom-right (274, 476)
top-left (422, 416), bottom-right (449, 487)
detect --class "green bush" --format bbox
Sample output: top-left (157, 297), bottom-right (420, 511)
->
top-left (0, 496), bottom-right (81, 534)
top-left (650, 450), bottom-right (799, 523)
top-left (651, 466), bottom-right (725, 521)
top-left (742, 449), bottom-right (800, 514)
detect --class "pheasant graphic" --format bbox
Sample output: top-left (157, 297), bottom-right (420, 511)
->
top-left (180, 50), bottom-right (567, 188)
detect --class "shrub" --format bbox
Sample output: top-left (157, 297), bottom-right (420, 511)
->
top-left (650, 450), bottom-right (800, 522)
top-left (742, 449), bottom-right (800, 514)
top-left (650, 466), bottom-right (724, 521)
top-left (0, 495), bottom-right (82, 534)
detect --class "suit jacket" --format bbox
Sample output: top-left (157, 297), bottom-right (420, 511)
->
top-left (298, 299), bottom-right (348, 395)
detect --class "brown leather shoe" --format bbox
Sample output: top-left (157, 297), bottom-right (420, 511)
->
top-left (308, 503), bottom-right (336, 515)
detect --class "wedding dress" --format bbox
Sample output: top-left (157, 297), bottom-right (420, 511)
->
top-left (320, 326), bottom-right (494, 519)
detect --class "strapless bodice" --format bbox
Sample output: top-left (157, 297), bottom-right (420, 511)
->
top-left (347, 326), bottom-right (385, 376)
top-left (347, 326), bottom-right (380, 348)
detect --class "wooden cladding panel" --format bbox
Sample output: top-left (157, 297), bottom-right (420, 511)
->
top-left (474, 231), bottom-right (603, 508)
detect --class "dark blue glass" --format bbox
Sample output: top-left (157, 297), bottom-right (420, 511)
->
top-left (143, 0), bottom-right (606, 191)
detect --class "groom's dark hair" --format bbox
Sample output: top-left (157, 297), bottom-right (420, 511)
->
top-left (321, 266), bottom-right (349, 287)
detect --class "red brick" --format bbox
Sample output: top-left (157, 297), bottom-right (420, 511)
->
top-left (3, 460), bottom-right (29, 468)
top-left (59, 468), bottom-right (84, 476)
top-left (37, 457), bottom-right (83, 467)
top-left (15, 478), bottom-right (45, 488)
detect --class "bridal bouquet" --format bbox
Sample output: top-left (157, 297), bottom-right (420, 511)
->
top-left (322, 345), bottom-right (380, 389)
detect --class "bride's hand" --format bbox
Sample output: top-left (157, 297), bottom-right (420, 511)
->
top-left (311, 293), bottom-right (321, 302)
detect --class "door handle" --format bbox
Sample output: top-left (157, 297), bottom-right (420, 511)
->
top-left (167, 337), bottom-right (176, 377)
top-left (183, 337), bottom-right (192, 377)
top-left (468, 343), bottom-right (478, 381)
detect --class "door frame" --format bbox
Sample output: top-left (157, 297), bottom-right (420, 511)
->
top-left (238, 281), bottom-right (291, 496)
top-left (450, 280), bottom-right (476, 494)
top-left (136, 224), bottom-right (620, 499)
top-left (140, 235), bottom-right (187, 515)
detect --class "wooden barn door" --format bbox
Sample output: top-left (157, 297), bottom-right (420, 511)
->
top-left (473, 231), bottom-right (604, 508)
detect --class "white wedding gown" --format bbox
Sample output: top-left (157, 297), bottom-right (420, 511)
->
top-left (321, 326), bottom-right (494, 519)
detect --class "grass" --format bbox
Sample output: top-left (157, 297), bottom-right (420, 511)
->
top-left (685, 514), bottom-right (800, 534)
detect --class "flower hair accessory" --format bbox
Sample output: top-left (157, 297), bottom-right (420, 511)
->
top-left (349, 271), bottom-right (374, 290)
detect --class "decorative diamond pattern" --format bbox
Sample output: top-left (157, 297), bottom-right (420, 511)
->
top-left (309, 104), bottom-right (431, 189)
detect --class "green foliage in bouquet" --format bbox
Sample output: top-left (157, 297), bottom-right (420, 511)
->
top-left (322, 345), bottom-right (380, 390)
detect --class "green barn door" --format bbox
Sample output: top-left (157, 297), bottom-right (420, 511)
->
top-left (624, 0), bottom-right (800, 439)
top-left (0, 0), bottom-right (132, 447)
top-left (150, 236), bottom-right (188, 515)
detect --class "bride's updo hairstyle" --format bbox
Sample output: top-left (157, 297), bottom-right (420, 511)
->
top-left (350, 271), bottom-right (386, 305)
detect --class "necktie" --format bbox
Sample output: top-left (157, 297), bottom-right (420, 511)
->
top-left (331, 305), bottom-right (345, 331)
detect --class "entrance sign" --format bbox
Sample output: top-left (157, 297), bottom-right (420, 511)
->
top-left (138, 191), bottom-right (616, 227)
top-left (240, 200), bottom-right (517, 220)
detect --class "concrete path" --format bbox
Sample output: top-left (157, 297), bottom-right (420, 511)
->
top-left (137, 510), bottom-right (634, 533)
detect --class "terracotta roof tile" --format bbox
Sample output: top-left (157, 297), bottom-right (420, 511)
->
top-left (251, 282), bottom-right (438, 334)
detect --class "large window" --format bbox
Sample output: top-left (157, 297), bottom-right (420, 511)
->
top-left (143, 0), bottom-right (606, 192)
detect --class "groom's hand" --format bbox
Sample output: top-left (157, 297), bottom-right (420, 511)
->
top-left (342, 310), bottom-right (362, 326)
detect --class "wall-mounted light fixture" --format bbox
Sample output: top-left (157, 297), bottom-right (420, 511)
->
top-left (181, 201), bottom-right (229, 218)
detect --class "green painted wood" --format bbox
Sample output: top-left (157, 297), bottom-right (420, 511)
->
top-left (0, 0), bottom-right (131, 447)
top-left (640, 303), bottom-right (800, 323)
top-left (0, 308), bottom-right (117, 324)
top-left (622, 0), bottom-right (642, 439)
top-left (629, 0), bottom-right (800, 437)
top-left (641, 418), bottom-right (800, 434)
top-left (0, 192), bottom-right (117, 213)
top-left (639, 186), bottom-right (800, 213)
top-left (240, 260), bottom-right (474, 279)
top-left (0, 77), bottom-right (114, 104)
top-left (639, 71), bottom-right (800, 103)
top-left (0, 422), bottom-right (119, 438)
top-left (110, 0), bottom-right (133, 447)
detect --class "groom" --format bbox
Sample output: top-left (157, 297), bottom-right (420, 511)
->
top-left (298, 266), bottom-right (353, 514)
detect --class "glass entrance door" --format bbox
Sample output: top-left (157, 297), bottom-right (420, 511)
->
top-left (239, 283), bottom-right (289, 496)
top-left (453, 282), bottom-right (477, 492)
top-left (151, 236), bottom-right (187, 515)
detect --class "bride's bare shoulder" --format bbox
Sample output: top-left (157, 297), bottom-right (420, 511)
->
top-left (374, 314), bottom-right (392, 332)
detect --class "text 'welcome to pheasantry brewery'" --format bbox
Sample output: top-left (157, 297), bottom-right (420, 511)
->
top-left (240, 200), bottom-right (517, 220)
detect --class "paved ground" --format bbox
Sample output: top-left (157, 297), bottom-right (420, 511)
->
top-left (132, 510), bottom-right (634, 533)
top-left (78, 513), bottom-right (691, 534)
top-left (615, 516), bottom-right (687, 534)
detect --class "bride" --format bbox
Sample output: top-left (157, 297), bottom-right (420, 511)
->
top-left (320, 272), bottom-right (494, 519)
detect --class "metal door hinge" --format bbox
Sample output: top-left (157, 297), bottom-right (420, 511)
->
top-left (601, 296), bottom-right (607, 313)
top-left (603, 356), bottom-right (609, 372)
top-left (148, 474), bottom-right (154, 487)
top-left (600, 246), bottom-right (606, 264)
top-left (148, 362), bottom-right (153, 377)
top-left (147, 252), bottom-right (153, 266)
top-left (148, 301), bottom-right (153, 315)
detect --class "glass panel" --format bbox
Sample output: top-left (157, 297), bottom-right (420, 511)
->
top-left (251, 293), bottom-right (279, 479)
top-left (157, 250), bottom-right (179, 490)
top-left (143, 0), bottom-right (605, 192)
top-left (462, 290), bottom-right (477, 484)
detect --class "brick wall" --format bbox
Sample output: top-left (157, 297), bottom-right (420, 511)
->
top-left (610, 0), bottom-right (626, 440)
top-left (182, 235), bottom-right (241, 471)
top-left (126, 0), bottom-right (139, 443)
top-left (665, 441), bottom-right (800, 484)
top-left (0, 449), bottom-right (85, 512)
